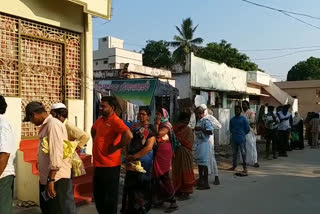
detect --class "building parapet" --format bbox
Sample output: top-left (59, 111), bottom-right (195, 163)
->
top-left (247, 70), bottom-right (270, 86)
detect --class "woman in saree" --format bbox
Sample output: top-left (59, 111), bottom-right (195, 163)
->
top-left (121, 106), bottom-right (156, 214)
top-left (152, 108), bottom-right (178, 213)
top-left (172, 112), bottom-right (196, 200)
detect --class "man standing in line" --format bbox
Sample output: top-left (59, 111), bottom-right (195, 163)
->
top-left (229, 106), bottom-right (250, 174)
top-left (242, 100), bottom-right (259, 168)
top-left (91, 96), bottom-right (133, 214)
top-left (24, 101), bottom-right (76, 214)
top-left (200, 104), bottom-right (221, 185)
top-left (277, 105), bottom-right (293, 157)
top-left (0, 95), bottom-right (17, 214)
top-left (193, 106), bottom-right (214, 190)
top-left (263, 106), bottom-right (280, 159)
top-left (50, 103), bottom-right (90, 151)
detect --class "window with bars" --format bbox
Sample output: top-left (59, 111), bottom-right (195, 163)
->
top-left (0, 13), bottom-right (82, 138)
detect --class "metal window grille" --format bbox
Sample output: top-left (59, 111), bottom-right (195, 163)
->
top-left (66, 33), bottom-right (81, 99)
top-left (0, 13), bottom-right (82, 138)
top-left (0, 15), bottom-right (19, 96)
top-left (21, 38), bottom-right (63, 137)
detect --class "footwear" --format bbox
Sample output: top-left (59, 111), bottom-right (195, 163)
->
top-left (165, 204), bottom-right (179, 213)
top-left (279, 153), bottom-right (288, 157)
top-left (213, 176), bottom-right (220, 185)
top-left (243, 168), bottom-right (248, 174)
top-left (253, 163), bottom-right (260, 168)
top-left (228, 166), bottom-right (236, 171)
top-left (196, 185), bottom-right (210, 190)
top-left (273, 154), bottom-right (277, 159)
top-left (177, 193), bottom-right (190, 201)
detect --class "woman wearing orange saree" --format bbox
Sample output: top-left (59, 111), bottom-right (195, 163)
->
top-left (172, 112), bottom-right (196, 200)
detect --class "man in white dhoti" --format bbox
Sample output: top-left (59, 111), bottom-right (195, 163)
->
top-left (242, 101), bottom-right (260, 168)
top-left (189, 104), bottom-right (222, 185)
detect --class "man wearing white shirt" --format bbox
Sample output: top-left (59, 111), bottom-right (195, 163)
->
top-left (0, 95), bottom-right (17, 214)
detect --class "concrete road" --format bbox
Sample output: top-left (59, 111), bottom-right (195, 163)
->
top-left (14, 147), bottom-right (320, 214)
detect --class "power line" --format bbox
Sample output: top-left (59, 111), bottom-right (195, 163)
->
top-left (240, 45), bottom-right (320, 52)
top-left (241, 0), bottom-right (320, 31)
top-left (241, 0), bottom-right (320, 20)
top-left (281, 11), bottom-right (320, 30)
top-left (252, 48), bottom-right (320, 60)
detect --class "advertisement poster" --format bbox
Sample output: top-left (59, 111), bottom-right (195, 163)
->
top-left (95, 79), bottom-right (157, 106)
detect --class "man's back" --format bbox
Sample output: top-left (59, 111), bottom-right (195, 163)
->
top-left (65, 119), bottom-right (90, 148)
top-left (230, 116), bottom-right (250, 144)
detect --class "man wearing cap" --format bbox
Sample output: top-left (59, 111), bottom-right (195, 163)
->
top-left (50, 103), bottom-right (90, 152)
top-left (0, 95), bottom-right (17, 214)
top-left (24, 101), bottom-right (76, 214)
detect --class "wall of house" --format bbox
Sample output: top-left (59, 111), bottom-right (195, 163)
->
top-left (279, 88), bottom-right (319, 118)
top-left (93, 37), bottom-right (143, 71)
top-left (190, 53), bottom-right (247, 92)
top-left (174, 73), bottom-right (192, 99)
top-left (1, 0), bottom-right (84, 32)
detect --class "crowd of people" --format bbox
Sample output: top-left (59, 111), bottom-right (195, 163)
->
top-left (0, 94), bottom-right (319, 214)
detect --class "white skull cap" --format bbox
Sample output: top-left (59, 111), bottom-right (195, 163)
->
top-left (200, 104), bottom-right (207, 110)
top-left (51, 103), bottom-right (67, 110)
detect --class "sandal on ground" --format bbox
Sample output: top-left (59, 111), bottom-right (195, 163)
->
top-left (177, 194), bottom-right (190, 201)
top-left (196, 185), bottom-right (210, 190)
top-left (153, 202), bottom-right (164, 208)
top-left (164, 205), bottom-right (179, 213)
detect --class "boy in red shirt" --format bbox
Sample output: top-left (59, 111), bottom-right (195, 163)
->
top-left (91, 96), bottom-right (133, 214)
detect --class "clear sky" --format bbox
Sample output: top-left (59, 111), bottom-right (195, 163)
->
top-left (93, 0), bottom-right (320, 80)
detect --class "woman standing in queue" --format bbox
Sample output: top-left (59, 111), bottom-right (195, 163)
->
top-left (152, 108), bottom-right (178, 213)
top-left (172, 112), bottom-right (196, 200)
top-left (122, 106), bottom-right (156, 214)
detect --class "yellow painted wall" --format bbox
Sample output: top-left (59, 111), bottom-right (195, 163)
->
top-left (0, 0), bottom-right (84, 32)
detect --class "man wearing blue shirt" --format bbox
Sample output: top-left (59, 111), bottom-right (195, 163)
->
top-left (229, 106), bottom-right (250, 174)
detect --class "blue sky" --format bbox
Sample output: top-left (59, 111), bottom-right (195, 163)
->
top-left (93, 0), bottom-right (320, 80)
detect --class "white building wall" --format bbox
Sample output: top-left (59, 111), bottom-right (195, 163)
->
top-left (174, 74), bottom-right (192, 99)
top-left (94, 37), bottom-right (143, 71)
top-left (190, 53), bottom-right (247, 92)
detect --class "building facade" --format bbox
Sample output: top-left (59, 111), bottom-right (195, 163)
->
top-left (174, 53), bottom-right (295, 145)
top-left (0, 0), bottom-right (111, 204)
top-left (275, 80), bottom-right (320, 118)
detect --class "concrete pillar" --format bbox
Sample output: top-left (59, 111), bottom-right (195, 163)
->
top-left (84, 14), bottom-right (93, 155)
top-left (222, 93), bottom-right (228, 108)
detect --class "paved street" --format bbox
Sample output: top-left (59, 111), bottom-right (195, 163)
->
top-left (14, 146), bottom-right (320, 214)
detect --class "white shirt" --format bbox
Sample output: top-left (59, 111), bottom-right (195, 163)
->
top-left (0, 114), bottom-right (16, 179)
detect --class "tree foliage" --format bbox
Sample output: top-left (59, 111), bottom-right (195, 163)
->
top-left (196, 40), bottom-right (260, 71)
top-left (142, 40), bottom-right (173, 69)
top-left (170, 17), bottom-right (203, 65)
top-left (287, 57), bottom-right (320, 81)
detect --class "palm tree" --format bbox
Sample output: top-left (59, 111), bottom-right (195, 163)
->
top-left (170, 17), bottom-right (203, 67)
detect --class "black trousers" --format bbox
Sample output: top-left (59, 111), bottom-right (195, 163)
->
top-left (39, 178), bottom-right (76, 214)
top-left (265, 128), bottom-right (278, 155)
top-left (278, 130), bottom-right (289, 155)
top-left (94, 166), bottom-right (120, 214)
top-left (0, 175), bottom-right (14, 214)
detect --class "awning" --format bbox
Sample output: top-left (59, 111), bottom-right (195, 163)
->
top-left (263, 81), bottom-right (295, 105)
top-left (66, 0), bottom-right (112, 19)
top-left (94, 79), bottom-right (157, 106)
